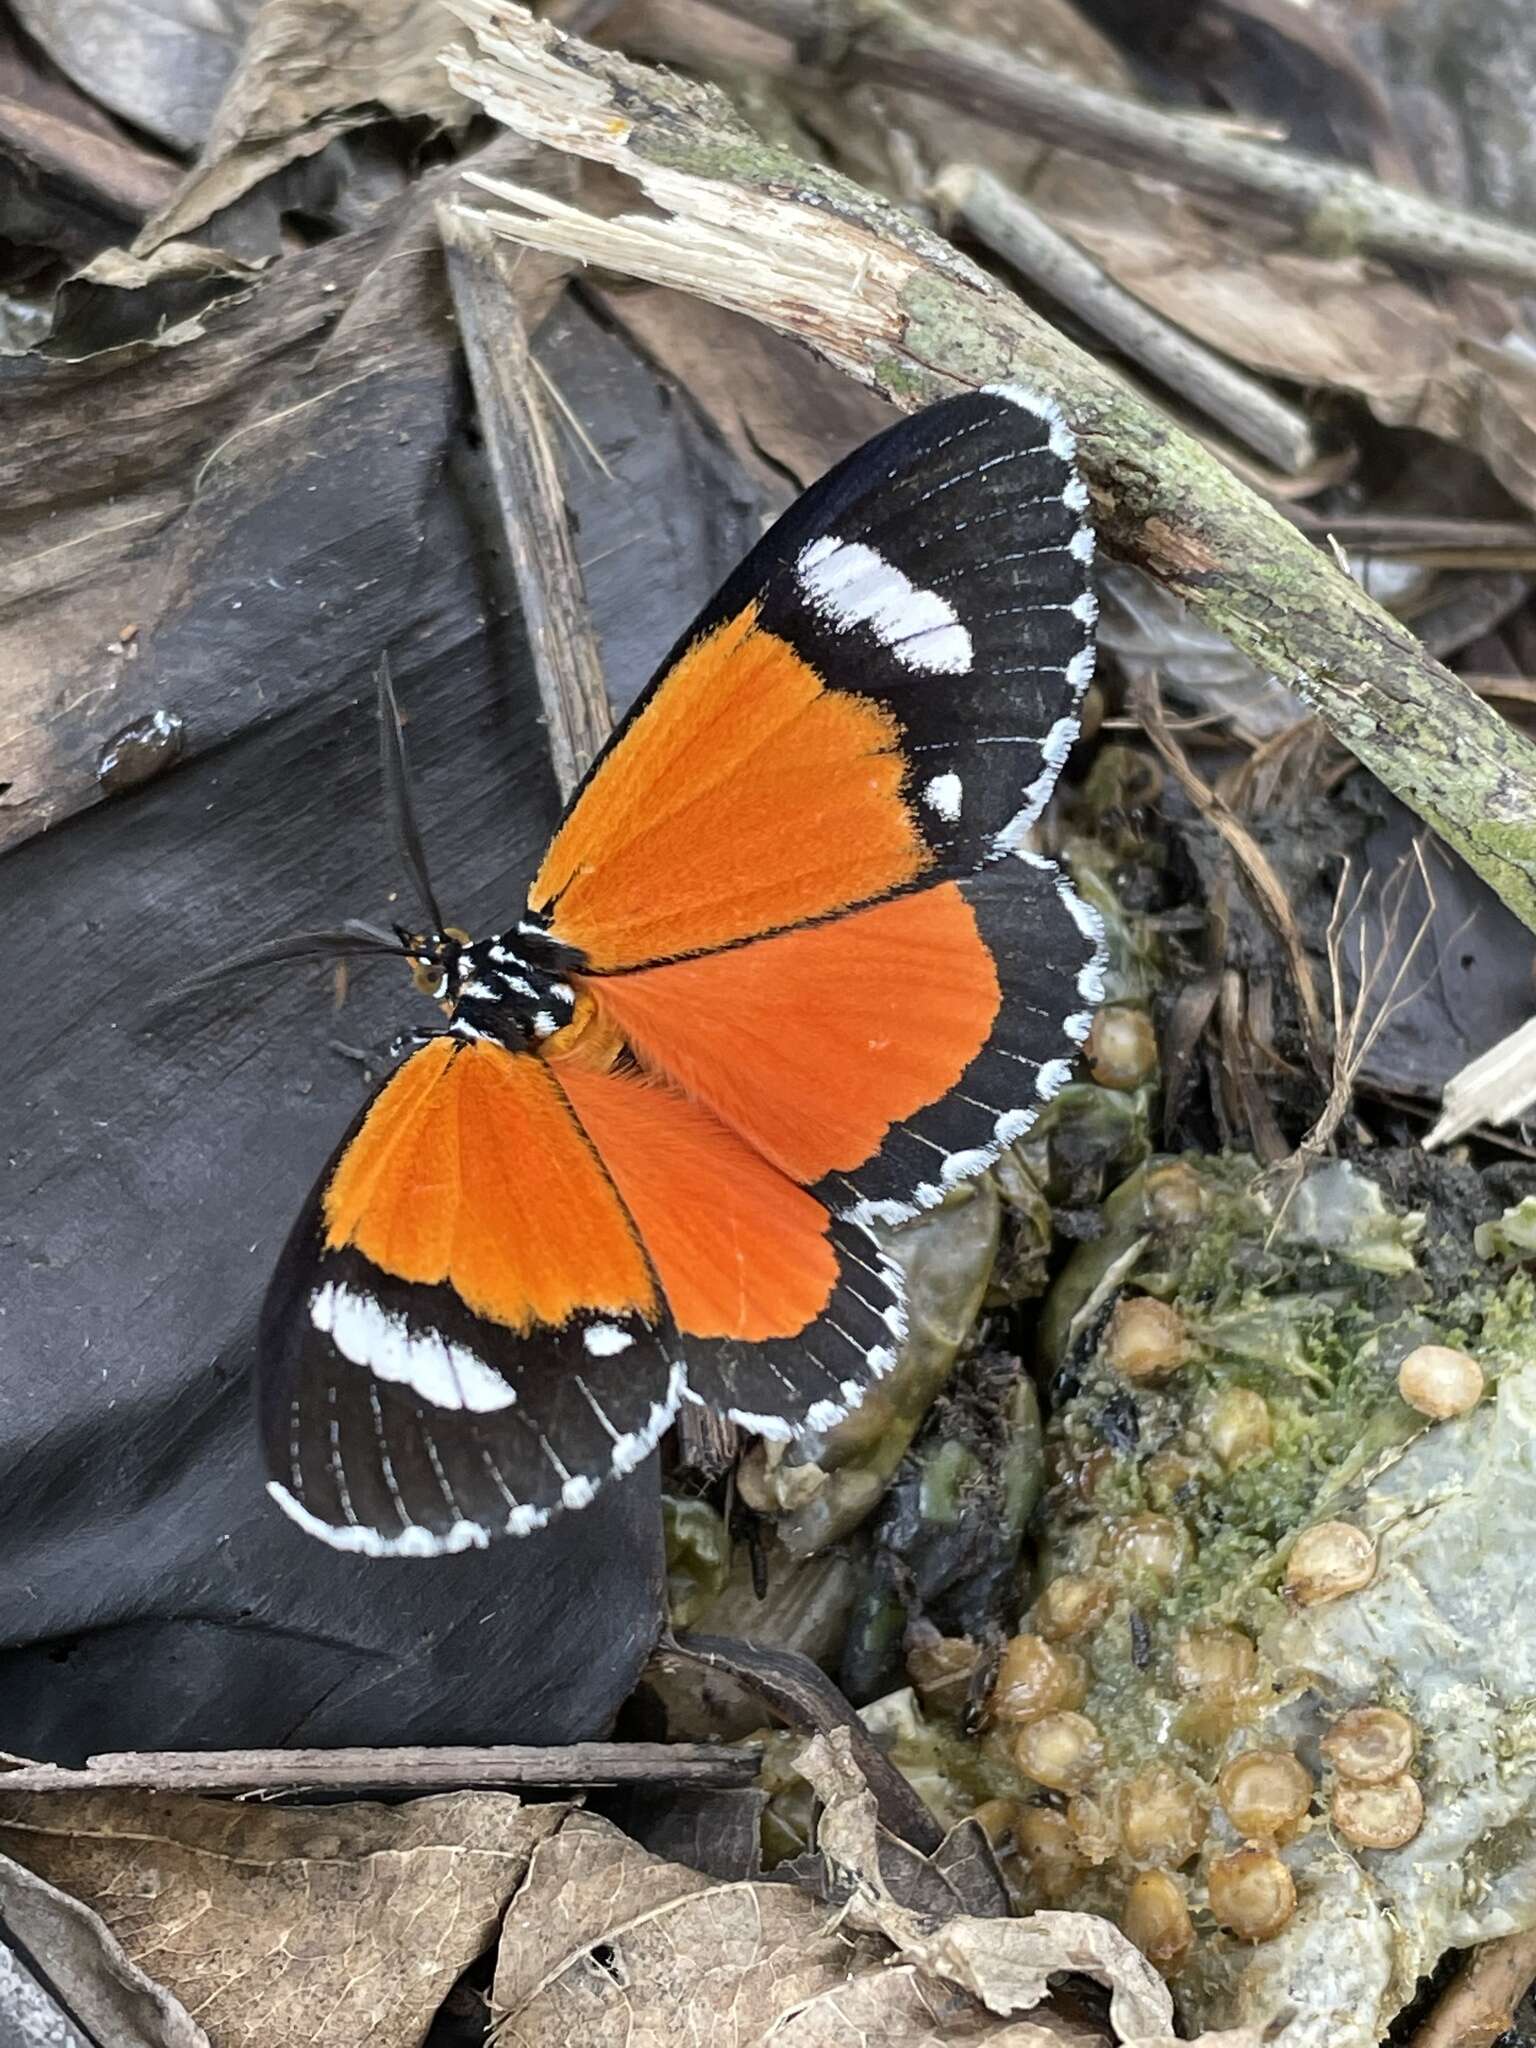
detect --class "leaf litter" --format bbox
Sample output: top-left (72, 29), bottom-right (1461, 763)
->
top-left (8, 0), bottom-right (1536, 2045)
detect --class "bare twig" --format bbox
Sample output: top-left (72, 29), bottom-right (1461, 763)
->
top-left (441, 4), bottom-right (1536, 939)
top-left (0, 1741), bottom-right (759, 1796)
top-left (1262, 844), bottom-right (1440, 1226)
top-left (698, 0), bottom-right (1536, 292)
top-left (1288, 512), bottom-right (1536, 571)
top-left (1408, 1926), bottom-right (1536, 2048)
top-left (438, 203), bottom-right (613, 801)
top-left (934, 163), bottom-right (1319, 476)
top-left (1132, 672), bottom-right (1328, 1075)
top-left (1309, 843), bottom-right (1438, 1154)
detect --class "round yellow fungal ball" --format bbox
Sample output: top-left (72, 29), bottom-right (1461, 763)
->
top-left (990, 1633), bottom-right (1089, 1725)
top-left (1012, 1803), bottom-right (1084, 1902)
top-left (1118, 1763), bottom-right (1208, 1868)
top-left (1085, 1006), bottom-right (1158, 1091)
top-left (1034, 1570), bottom-right (1114, 1642)
top-left (1105, 1296), bottom-right (1188, 1382)
top-left (1284, 1520), bottom-right (1376, 1605)
top-left (1331, 1773), bottom-right (1423, 1850)
top-left (1207, 1846), bottom-right (1297, 1942)
top-left (1107, 1511), bottom-right (1192, 1587)
top-left (1124, 1869), bottom-right (1194, 1975)
top-left (1320, 1706), bottom-right (1417, 1786)
top-left (1013, 1710), bottom-right (1105, 1793)
top-left (1205, 1387), bottom-right (1273, 1471)
top-left (1217, 1749), bottom-right (1314, 1841)
top-left (1144, 1161), bottom-right (1206, 1230)
top-left (1173, 1626), bottom-right (1258, 1703)
top-left (1397, 1344), bottom-right (1484, 1420)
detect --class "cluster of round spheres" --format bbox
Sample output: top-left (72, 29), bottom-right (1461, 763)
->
top-left (954, 1293), bottom-right (1483, 1972)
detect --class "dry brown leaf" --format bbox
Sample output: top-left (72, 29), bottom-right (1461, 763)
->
top-left (135, 0), bottom-right (471, 254)
top-left (0, 1788), bottom-right (567, 2048)
top-left (594, 283), bottom-right (896, 513)
top-left (1053, 198), bottom-right (1536, 515)
top-left (0, 136), bottom-right (568, 854)
top-left (797, 1731), bottom-right (1174, 2043)
top-left (771, 1969), bottom-right (1096, 2046)
top-left (0, 1846), bottom-right (210, 2048)
top-left (492, 1808), bottom-right (890, 2044)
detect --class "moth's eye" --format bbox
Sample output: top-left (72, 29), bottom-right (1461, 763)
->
top-left (408, 954), bottom-right (442, 998)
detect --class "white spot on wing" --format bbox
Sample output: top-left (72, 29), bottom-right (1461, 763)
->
top-left (1071, 525), bottom-right (1096, 565)
top-left (992, 713), bottom-right (1083, 854)
top-left (922, 771), bottom-right (963, 822)
top-left (267, 1482), bottom-right (489, 1556)
top-left (1037, 1057), bottom-right (1076, 1099)
top-left (797, 535), bottom-right (972, 673)
top-left (610, 1359), bottom-right (688, 1475)
top-left (726, 1408), bottom-right (797, 1441)
top-left (310, 1282), bottom-right (516, 1413)
top-left (583, 1322), bottom-right (635, 1358)
top-left (980, 380), bottom-right (1077, 463)
top-left (561, 1475), bottom-right (597, 1510)
top-left (941, 1146), bottom-right (993, 1186)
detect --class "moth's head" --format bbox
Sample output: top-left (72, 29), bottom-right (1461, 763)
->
top-left (401, 924), bottom-right (473, 1007)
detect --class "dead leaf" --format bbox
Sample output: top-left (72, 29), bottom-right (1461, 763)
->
top-left (0, 1789), bottom-right (567, 2048)
top-left (798, 1731), bottom-right (1174, 2043)
top-left (0, 136), bottom-right (569, 854)
top-left (135, 0), bottom-right (472, 254)
top-left (594, 282), bottom-right (896, 513)
top-left (1053, 197), bottom-right (1536, 516)
top-left (0, 1847), bottom-right (209, 2048)
top-left (8, 0), bottom-right (259, 155)
top-left (492, 1807), bottom-right (892, 2045)
top-left (770, 1970), bottom-right (1098, 2046)
top-left (488, 1748), bottom-right (1255, 2047)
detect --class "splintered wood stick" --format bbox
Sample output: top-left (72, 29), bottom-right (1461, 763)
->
top-left (0, 1742), bottom-right (759, 1796)
top-left (438, 202), bottom-right (613, 802)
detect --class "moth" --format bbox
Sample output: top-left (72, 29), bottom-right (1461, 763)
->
top-left (246, 385), bottom-right (1103, 1555)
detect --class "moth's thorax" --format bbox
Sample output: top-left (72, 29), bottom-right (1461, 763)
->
top-left (446, 922), bottom-right (584, 1049)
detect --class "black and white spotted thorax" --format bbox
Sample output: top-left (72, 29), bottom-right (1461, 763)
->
top-left (435, 918), bottom-right (587, 1048)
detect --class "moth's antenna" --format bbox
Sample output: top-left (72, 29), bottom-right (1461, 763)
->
top-left (160, 922), bottom-right (406, 1005)
top-left (377, 654), bottom-right (446, 937)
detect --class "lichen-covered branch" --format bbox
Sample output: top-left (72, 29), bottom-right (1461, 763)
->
top-left (442, 2), bottom-right (1536, 936)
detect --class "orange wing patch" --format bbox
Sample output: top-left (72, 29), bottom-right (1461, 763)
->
top-left (552, 1057), bottom-right (837, 1341)
top-left (531, 605), bottom-right (930, 969)
top-left (323, 1036), bottom-right (656, 1330)
top-left (576, 882), bottom-right (1000, 1185)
